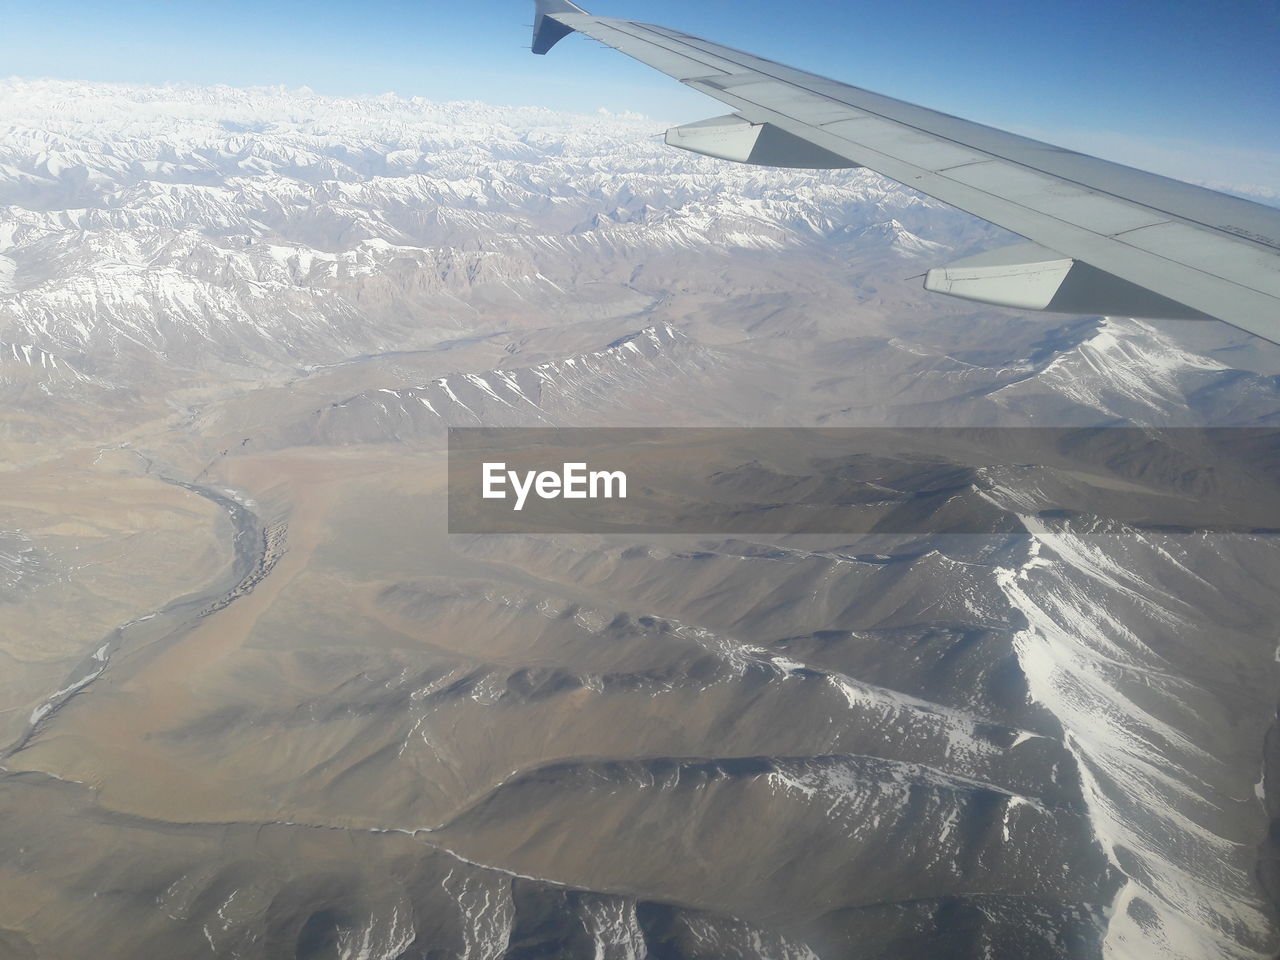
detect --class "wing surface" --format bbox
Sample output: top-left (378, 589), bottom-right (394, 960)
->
top-left (531, 0), bottom-right (1280, 343)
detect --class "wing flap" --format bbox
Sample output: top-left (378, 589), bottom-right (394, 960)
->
top-left (943, 163), bottom-right (1172, 235)
top-left (818, 119), bottom-right (992, 172)
top-left (1116, 222), bottom-right (1280, 298)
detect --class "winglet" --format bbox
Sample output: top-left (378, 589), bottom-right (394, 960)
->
top-left (533, 0), bottom-right (587, 55)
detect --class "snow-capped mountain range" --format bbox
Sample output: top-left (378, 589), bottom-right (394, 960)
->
top-left (0, 78), bottom-right (982, 380)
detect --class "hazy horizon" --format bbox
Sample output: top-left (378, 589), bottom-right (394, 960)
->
top-left (2, 0), bottom-right (1277, 196)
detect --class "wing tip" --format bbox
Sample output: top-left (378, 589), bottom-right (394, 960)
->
top-left (532, 0), bottom-right (588, 55)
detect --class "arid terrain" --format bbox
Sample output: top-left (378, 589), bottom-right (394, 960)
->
top-left (2, 79), bottom-right (1280, 959)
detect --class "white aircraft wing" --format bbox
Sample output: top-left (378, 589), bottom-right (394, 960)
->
top-left (531, 0), bottom-right (1280, 345)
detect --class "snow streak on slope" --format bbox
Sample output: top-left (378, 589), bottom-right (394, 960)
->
top-left (0, 341), bottom-right (95, 394)
top-left (998, 522), bottom-right (1278, 960)
top-left (1035, 320), bottom-right (1230, 421)
top-left (299, 322), bottom-right (739, 442)
top-left (0, 531), bottom-right (43, 599)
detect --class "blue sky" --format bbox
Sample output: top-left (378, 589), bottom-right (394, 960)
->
top-left (2, 0), bottom-right (1277, 194)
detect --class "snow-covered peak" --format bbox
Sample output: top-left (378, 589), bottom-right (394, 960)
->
top-left (840, 218), bottom-right (945, 256)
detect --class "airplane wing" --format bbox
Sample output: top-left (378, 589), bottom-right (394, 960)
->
top-left (530, 0), bottom-right (1280, 345)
